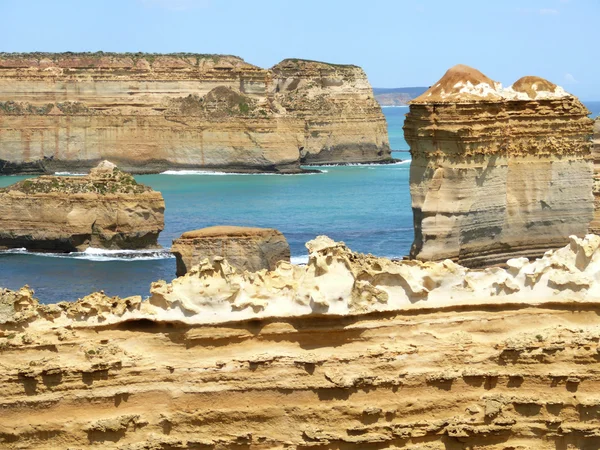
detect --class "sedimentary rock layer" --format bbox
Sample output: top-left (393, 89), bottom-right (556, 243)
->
top-left (0, 53), bottom-right (391, 174)
top-left (0, 161), bottom-right (164, 251)
top-left (171, 226), bottom-right (290, 276)
top-left (590, 118), bottom-right (600, 234)
top-left (405, 64), bottom-right (594, 267)
top-left (3, 235), bottom-right (600, 448)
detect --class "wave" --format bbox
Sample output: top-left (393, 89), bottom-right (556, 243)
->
top-left (160, 170), bottom-right (327, 176)
top-left (310, 160), bottom-right (411, 168)
top-left (290, 255), bottom-right (309, 265)
top-left (0, 247), bottom-right (174, 262)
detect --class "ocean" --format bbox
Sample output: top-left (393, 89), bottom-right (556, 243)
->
top-left (1, 103), bottom-right (598, 303)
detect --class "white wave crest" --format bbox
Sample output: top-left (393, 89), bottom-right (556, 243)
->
top-left (0, 247), bottom-right (173, 262)
top-left (160, 170), bottom-right (326, 176)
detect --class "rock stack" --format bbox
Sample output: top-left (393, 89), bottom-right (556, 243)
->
top-left (171, 226), bottom-right (290, 276)
top-left (405, 64), bottom-right (594, 267)
top-left (0, 161), bottom-right (165, 252)
top-left (590, 118), bottom-right (600, 234)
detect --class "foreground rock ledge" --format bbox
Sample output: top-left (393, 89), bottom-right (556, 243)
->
top-left (171, 226), bottom-right (290, 276)
top-left (0, 161), bottom-right (165, 252)
top-left (3, 235), bottom-right (600, 448)
top-left (405, 64), bottom-right (594, 268)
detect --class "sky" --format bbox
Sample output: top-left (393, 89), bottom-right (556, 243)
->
top-left (1, 0), bottom-right (599, 99)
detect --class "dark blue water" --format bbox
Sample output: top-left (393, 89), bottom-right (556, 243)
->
top-left (1, 103), bottom-right (597, 303)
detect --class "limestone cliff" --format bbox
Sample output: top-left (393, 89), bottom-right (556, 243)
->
top-left (590, 118), bottom-right (600, 233)
top-left (0, 161), bottom-right (164, 251)
top-left (0, 53), bottom-right (390, 174)
top-left (405, 64), bottom-right (593, 267)
top-left (3, 235), bottom-right (600, 448)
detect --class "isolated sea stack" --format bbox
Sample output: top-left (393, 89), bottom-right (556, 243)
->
top-left (171, 226), bottom-right (290, 276)
top-left (0, 161), bottom-right (164, 252)
top-left (405, 64), bottom-right (593, 267)
top-left (590, 118), bottom-right (600, 233)
top-left (0, 53), bottom-right (390, 174)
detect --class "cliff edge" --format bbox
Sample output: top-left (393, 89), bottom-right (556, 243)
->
top-left (0, 53), bottom-right (391, 174)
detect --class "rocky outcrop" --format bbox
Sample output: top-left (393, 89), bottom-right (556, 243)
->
top-left (171, 226), bottom-right (290, 276)
top-left (0, 161), bottom-right (164, 251)
top-left (405, 64), bottom-right (594, 267)
top-left (3, 235), bottom-right (600, 448)
top-left (0, 53), bottom-right (391, 174)
top-left (590, 118), bottom-right (600, 233)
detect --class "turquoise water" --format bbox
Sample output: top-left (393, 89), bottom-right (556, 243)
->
top-left (1, 103), bottom-right (598, 303)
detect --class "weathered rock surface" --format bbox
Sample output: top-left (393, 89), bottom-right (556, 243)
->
top-left (171, 226), bottom-right (290, 276)
top-left (405, 64), bottom-right (594, 267)
top-left (590, 118), bottom-right (600, 234)
top-left (3, 235), bottom-right (600, 448)
top-left (0, 161), bottom-right (164, 251)
top-left (0, 53), bottom-right (391, 174)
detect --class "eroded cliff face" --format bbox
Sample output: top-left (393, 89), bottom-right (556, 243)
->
top-left (405, 65), bottom-right (593, 267)
top-left (590, 118), bottom-right (600, 234)
top-left (3, 235), bottom-right (600, 448)
top-left (0, 53), bottom-right (390, 174)
top-left (0, 161), bottom-right (164, 251)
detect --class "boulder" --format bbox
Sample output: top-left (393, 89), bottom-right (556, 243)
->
top-left (171, 226), bottom-right (290, 276)
top-left (0, 161), bottom-right (165, 252)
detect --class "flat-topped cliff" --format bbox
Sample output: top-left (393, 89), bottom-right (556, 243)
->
top-left (0, 161), bottom-right (164, 251)
top-left (405, 64), bottom-right (593, 267)
top-left (3, 235), bottom-right (600, 448)
top-left (0, 53), bottom-right (391, 174)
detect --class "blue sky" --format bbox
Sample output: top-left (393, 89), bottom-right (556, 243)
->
top-left (2, 0), bottom-right (598, 99)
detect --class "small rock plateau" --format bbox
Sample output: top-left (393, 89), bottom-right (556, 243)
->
top-left (0, 161), bottom-right (164, 252)
top-left (171, 226), bottom-right (290, 276)
top-left (405, 64), bottom-right (593, 267)
top-left (0, 53), bottom-right (391, 174)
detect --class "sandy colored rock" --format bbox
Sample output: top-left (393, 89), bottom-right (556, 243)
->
top-left (590, 117), bottom-right (600, 234)
top-left (0, 53), bottom-right (390, 174)
top-left (3, 236), bottom-right (600, 447)
top-left (406, 64), bottom-right (593, 267)
top-left (0, 161), bottom-right (164, 252)
top-left (171, 226), bottom-right (290, 276)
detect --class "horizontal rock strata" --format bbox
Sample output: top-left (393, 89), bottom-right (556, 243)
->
top-left (405, 64), bottom-right (594, 267)
top-left (171, 226), bottom-right (290, 276)
top-left (0, 161), bottom-right (164, 251)
top-left (3, 235), bottom-right (600, 448)
top-left (0, 53), bottom-right (391, 174)
top-left (590, 118), bottom-right (600, 234)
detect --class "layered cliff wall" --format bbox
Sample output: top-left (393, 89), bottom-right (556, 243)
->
top-left (0, 53), bottom-right (390, 174)
top-left (590, 118), bottom-right (600, 233)
top-left (3, 235), bottom-right (600, 448)
top-left (405, 65), bottom-right (593, 267)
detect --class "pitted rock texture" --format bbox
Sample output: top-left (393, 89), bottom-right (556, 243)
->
top-left (0, 53), bottom-right (391, 174)
top-left (405, 64), bottom-right (594, 267)
top-left (171, 226), bottom-right (290, 276)
top-left (4, 236), bottom-right (600, 448)
top-left (0, 161), bottom-right (164, 252)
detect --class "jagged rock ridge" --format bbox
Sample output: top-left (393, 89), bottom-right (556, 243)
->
top-left (405, 64), bottom-right (593, 267)
top-left (3, 235), bottom-right (600, 447)
top-left (0, 53), bottom-right (391, 174)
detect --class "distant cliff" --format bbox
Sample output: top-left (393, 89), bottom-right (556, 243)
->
top-left (0, 53), bottom-right (391, 174)
top-left (373, 87), bottom-right (427, 107)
